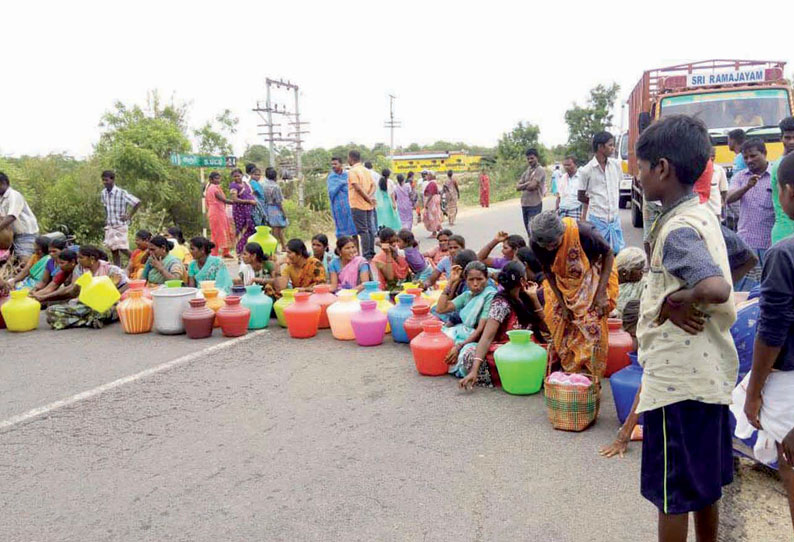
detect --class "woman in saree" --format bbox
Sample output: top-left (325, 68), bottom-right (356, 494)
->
top-left (126, 230), bottom-right (151, 279)
top-left (435, 261), bottom-right (497, 375)
top-left (479, 169), bottom-right (490, 208)
top-left (312, 234), bottom-right (333, 277)
top-left (228, 168), bottom-right (258, 256)
top-left (2, 236), bottom-right (50, 290)
top-left (375, 168), bottom-right (402, 231)
top-left (278, 238), bottom-right (327, 292)
top-left (186, 236), bottom-right (233, 292)
top-left (529, 212), bottom-right (618, 378)
top-left (328, 235), bottom-right (370, 293)
top-left (141, 236), bottom-right (185, 286)
top-left (422, 174), bottom-right (443, 237)
top-left (442, 170), bottom-right (460, 226)
top-left (394, 173), bottom-right (415, 231)
top-left (457, 261), bottom-right (549, 389)
top-left (204, 171), bottom-right (233, 258)
top-left (44, 245), bottom-right (128, 330)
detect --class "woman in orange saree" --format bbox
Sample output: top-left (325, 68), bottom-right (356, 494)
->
top-left (530, 212), bottom-right (618, 377)
top-left (204, 172), bottom-right (233, 258)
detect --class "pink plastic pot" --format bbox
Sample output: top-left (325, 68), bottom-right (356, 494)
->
top-left (350, 300), bottom-right (388, 346)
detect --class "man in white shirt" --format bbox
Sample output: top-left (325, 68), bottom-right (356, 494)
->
top-left (706, 146), bottom-right (729, 218)
top-left (578, 131), bottom-right (626, 253)
top-left (0, 171), bottom-right (40, 262)
top-left (556, 156), bottom-right (582, 219)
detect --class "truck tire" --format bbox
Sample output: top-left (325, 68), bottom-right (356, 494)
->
top-left (631, 199), bottom-right (643, 228)
top-left (619, 195), bottom-right (629, 209)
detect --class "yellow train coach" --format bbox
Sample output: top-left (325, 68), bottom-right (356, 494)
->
top-left (388, 151), bottom-right (484, 175)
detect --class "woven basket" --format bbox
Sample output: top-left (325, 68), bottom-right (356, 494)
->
top-left (543, 347), bottom-right (601, 432)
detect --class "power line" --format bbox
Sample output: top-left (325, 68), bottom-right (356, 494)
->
top-left (252, 78), bottom-right (310, 205)
top-left (384, 94), bottom-right (402, 154)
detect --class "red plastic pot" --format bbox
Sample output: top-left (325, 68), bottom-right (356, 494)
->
top-left (605, 318), bottom-right (633, 377)
top-left (284, 291), bottom-right (321, 339)
top-left (216, 296), bottom-right (250, 337)
top-left (403, 303), bottom-right (439, 342)
top-left (410, 319), bottom-right (454, 376)
top-left (182, 298), bottom-right (215, 339)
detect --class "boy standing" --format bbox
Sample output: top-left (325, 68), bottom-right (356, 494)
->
top-left (635, 115), bottom-right (738, 542)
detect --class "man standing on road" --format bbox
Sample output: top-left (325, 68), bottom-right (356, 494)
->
top-left (347, 150), bottom-right (377, 260)
top-left (327, 157), bottom-right (357, 248)
top-left (578, 131), bottom-right (625, 254)
top-left (727, 139), bottom-right (775, 290)
top-left (100, 170), bottom-right (141, 267)
top-left (516, 148), bottom-right (546, 236)
top-left (770, 116), bottom-right (794, 244)
top-left (0, 172), bottom-right (39, 264)
top-left (555, 156), bottom-right (582, 219)
top-left (706, 146), bottom-right (729, 219)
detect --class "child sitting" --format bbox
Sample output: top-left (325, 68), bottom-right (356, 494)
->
top-left (397, 229), bottom-right (432, 282)
top-left (371, 227), bottom-right (410, 292)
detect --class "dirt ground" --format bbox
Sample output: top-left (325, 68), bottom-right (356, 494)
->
top-left (721, 458), bottom-right (791, 541)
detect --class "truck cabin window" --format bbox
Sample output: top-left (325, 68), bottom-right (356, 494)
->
top-left (659, 89), bottom-right (791, 130)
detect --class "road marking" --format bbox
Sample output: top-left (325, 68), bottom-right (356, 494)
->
top-left (0, 329), bottom-right (268, 432)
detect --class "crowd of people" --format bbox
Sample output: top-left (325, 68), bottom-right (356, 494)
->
top-left (2, 111), bottom-right (794, 540)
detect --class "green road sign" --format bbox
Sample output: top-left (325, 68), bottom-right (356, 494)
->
top-left (170, 154), bottom-right (237, 168)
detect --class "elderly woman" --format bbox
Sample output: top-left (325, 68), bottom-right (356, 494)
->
top-left (44, 245), bottom-right (128, 330)
top-left (141, 235), bottom-right (185, 285)
top-left (613, 246), bottom-right (646, 319)
top-left (277, 239), bottom-right (327, 291)
top-left (456, 261), bottom-right (549, 390)
top-left (530, 212), bottom-right (618, 377)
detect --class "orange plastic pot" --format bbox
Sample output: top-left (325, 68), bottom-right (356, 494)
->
top-left (410, 320), bottom-right (454, 376)
top-left (403, 303), bottom-right (439, 342)
top-left (284, 291), bottom-right (322, 339)
top-left (117, 289), bottom-right (154, 334)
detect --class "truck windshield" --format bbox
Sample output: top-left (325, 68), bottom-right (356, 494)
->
top-left (620, 132), bottom-right (629, 160)
top-left (659, 88), bottom-right (791, 130)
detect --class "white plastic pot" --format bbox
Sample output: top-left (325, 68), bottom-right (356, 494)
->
top-left (152, 287), bottom-right (197, 334)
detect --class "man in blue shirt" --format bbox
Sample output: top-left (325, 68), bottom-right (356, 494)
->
top-left (327, 157), bottom-right (357, 242)
top-left (728, 128), bottom-right (748, 174)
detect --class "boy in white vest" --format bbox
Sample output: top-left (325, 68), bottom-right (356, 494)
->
top-left (635, 115), bottom-right (739, 542)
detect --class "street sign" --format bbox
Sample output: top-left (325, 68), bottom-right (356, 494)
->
top-left (170, 154), bottom-right (237, 168)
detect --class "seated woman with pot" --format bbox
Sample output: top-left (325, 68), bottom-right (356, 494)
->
top-left (277, 239), bottom-right (327, 292)
top-left (186, 236), bottom-right (233, 292)
top-left (141, 235), bottom-right (185, 286)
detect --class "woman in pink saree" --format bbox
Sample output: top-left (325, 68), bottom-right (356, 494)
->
top-left (328, 236), bottom-right (371, 293)
top-left (204, 172), bottom-right (232, 258)
top-left (422, 174), bottom-right (443, 237)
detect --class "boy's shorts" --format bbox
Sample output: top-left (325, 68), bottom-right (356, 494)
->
top-left (641, 400), bottom-right (733, 515)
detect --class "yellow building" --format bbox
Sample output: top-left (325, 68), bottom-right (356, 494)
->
top-left (389, 151), bottom-right (483, 175)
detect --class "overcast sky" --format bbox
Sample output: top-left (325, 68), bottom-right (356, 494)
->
top-left (3, 1), bottom-right (792, 158)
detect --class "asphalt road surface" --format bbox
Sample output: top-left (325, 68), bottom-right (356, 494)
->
top-left (2, 201), bottom-right (781, 541)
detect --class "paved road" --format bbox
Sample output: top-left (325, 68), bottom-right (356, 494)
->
top-left (0, 203), bottom-right (658, 541)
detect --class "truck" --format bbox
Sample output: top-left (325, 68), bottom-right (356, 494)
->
top-left (615, 131), bottom-right (632, 209)
top-left (627, 59), bottom-right (793, 228)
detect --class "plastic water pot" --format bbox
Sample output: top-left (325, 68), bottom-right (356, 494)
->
top-left (273, 289), bottom-right (296, 328)
top-left (327, 290), bottom-right (360, 340)
top-left (410, 320), bottom-right (454, 376)
top-left (284, 291), bottom-right (321, 339)
top-left (357, 281), bottom-right (381, 301)
top-left (351, 300), bottom-right (388, 346)
top-left (1, 289), bottom-right (40, 332)
top-left (493, 330), bottom-right (547, 395)
top-left (310, 284), bottom-right (337, 329)
top-left (609, 352), bottom-right (644, 425)
top-left (247, 225), bottom-right (278, 256)
top-left (75, 271), bottom-right (120, 314)
top-left (241, 284), bottom-right (273, 329)
top-left (605, 318), bottom-right (632, 377)
top-left (387, 293), bottom-right (414, 343)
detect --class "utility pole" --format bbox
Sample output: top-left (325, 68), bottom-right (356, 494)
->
top-left (253, 78), bottom-right (310, 205)
top-left (384, 94), bottom-right (402, 155)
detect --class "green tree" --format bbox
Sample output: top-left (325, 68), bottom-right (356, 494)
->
top-left (496, 121), bottom-right (547, 164)
top-left (564, 83), bottom-right (620, 164)
top-left (241, 144), bottom-right (271, 168)
top-left (194, 109), bottom-right (239, 155)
